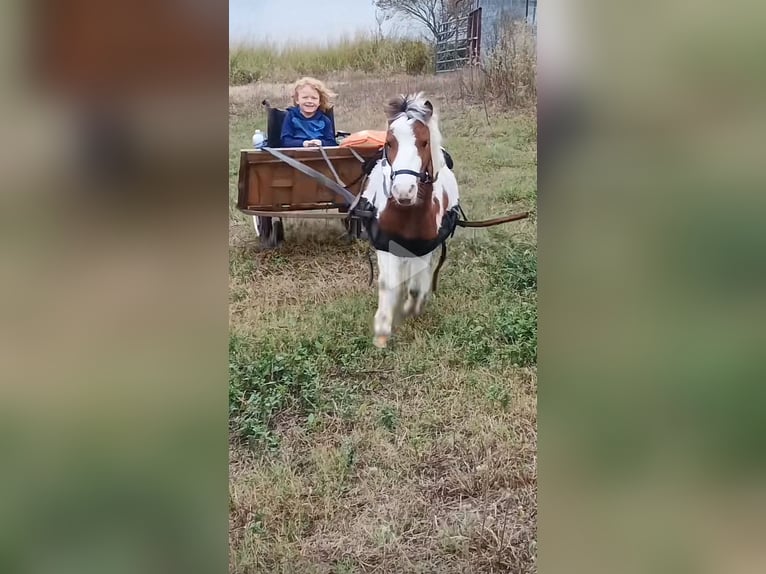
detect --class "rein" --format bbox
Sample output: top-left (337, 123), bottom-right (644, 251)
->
top-left (456, 211), bottom-right (530, 228)
top-left (260, 146), bottom-right (530, 229)
top-left (258, 146), bottom-right (529, 294)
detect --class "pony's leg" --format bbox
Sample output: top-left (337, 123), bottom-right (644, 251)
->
top-left (403, 252), bottom-right (434, 317)
top-left (373, 251), bottom-right (401, 348)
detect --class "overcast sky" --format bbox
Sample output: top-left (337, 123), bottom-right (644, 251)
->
top-left (229, 0), bottom-right (425, 46)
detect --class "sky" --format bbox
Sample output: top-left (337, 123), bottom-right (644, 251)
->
top-left (229, 0), bottom-right (425, 46)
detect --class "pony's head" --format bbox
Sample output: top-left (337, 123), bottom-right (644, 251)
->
top-left (382, 92), bottom-right (445, 206)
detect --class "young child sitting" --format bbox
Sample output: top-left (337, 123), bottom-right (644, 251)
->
top-left (280, 77), bottom-right (338, 148)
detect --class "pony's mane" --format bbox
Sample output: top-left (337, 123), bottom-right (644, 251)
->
top-left (384, 92), bottom-right (432, 123)
top-left (384, 92), bottom-right (446, 174)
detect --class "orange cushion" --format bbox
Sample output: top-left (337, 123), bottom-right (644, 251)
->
top-left (339, 129), bottom-right (387, 149)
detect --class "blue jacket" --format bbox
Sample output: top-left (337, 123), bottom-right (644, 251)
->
top-left (280, 106), bottom-right (337, 147)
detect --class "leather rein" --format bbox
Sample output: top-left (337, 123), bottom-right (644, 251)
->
top-left (258, 146), bottom-right (530, 230)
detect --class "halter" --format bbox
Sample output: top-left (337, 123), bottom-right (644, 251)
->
top-left (380, 143), bottom-right (435, 199)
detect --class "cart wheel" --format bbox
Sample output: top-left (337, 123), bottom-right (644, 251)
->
top-left (256, 216), bottom-right (271, 239)
top-left (258, 217), bottom-right (285, 248)
top-left (344, 217), bottom-right (366, 241)
top-left (256, 216), bottom-right (279, 249)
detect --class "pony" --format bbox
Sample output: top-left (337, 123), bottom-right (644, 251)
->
top-left (356, 92), bottom-right (461, 348)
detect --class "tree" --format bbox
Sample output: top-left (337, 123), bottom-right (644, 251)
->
top-left (373, 7), bottom-right (392, 40)
top-left (372, 0), bottom-right (471, 44)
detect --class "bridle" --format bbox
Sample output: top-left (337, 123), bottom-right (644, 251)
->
top-left (380, 128), bottom-right (436, 199)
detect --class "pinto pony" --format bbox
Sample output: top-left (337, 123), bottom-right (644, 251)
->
top-left (355, 93), bottom-right (461, 348)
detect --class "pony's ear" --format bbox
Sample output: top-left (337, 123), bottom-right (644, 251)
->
top-left (422, 99), bottom-right (434, 122)
top-left (384, 95), bottom-right (407, 121)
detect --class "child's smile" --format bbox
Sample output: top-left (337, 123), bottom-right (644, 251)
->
top-left (296, 85), bottom-right (320, 117)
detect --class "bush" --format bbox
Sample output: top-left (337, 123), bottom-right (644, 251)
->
top-left (400, 40), bottom-right (433, 75)
top-left (228, 34), bottom-right (433, 83)
top-left (485, 20), bottom-right (536, 107)
top-left (454, 19), bottom-right (537, 109)
top-left (229, 51), bottom-right (262, 86)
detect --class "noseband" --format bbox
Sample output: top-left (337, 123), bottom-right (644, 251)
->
top-left (380, 142), bottom-right (434, 199)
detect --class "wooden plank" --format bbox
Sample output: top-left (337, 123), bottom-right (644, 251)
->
top-left (241, 209), bottom-right (350, 219)
top-left (244, 202), bottom-right (347, 212)
top-left (237, 146), bottom-right (380, 211)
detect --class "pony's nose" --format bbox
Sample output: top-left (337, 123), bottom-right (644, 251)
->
top-left (392, 182), bottom-right (417, 199)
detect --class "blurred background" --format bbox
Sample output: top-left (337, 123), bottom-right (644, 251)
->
top-left (0, 1), bottom-right (228, 573)
top-left (1, 0), bottom-right (765, 572)
top-left (539, 1), bottom-right (766, 573)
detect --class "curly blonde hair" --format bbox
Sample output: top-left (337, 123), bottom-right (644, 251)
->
top-left (291, 76), bottom-right (337, 112)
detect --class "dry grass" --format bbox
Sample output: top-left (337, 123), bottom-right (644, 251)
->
top-left (229, 73), bottom-right (537, 573)
top-left (480, 20), bottom-right (537, 108)
top-left (229, 365), bottom-right (536, 573)
top-left (229, 36), bottom-right (433, 85)
top-left (229, 231), bottom-right (372, 326)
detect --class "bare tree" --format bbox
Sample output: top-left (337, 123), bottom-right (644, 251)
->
top-left (373, 0), bottom-right (471, 43)
top-left (374, 8), bottom-right (392, 40)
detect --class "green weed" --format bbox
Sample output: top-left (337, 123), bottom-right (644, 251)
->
top-left (379, 405), bottom-right (399, 432)
top-left (229, 333), bottom-right (324, 449)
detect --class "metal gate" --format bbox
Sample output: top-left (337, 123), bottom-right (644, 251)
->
top-left (435, 0), bottom-right (480, 73)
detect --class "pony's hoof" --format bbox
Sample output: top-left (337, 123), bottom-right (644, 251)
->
top-left (373, 335), bottom-right (389, 349)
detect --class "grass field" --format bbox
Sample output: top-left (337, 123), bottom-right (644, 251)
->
top-left (229, 72), bottom-right (537, 573)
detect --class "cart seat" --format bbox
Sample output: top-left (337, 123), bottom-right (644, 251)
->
top-left (261, 99), bottom-right (350, 148)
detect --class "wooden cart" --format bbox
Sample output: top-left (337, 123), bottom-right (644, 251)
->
top-left (236, 146), bottom-right (381, 247)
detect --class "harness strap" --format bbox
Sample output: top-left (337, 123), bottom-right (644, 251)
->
top-left (348, 147), bottom-right (365, 164)
top-left (431, 241), bottom-right (448, 293)
top-left (366, 245), bottom-right (375, 287)
top-left (380, 153), bottom-right (392, 199)
top-left (343, 148), bottom-right (383, 192)
top-left (364, 241), bottom-right (448, 292)
top-left (392, 168), bottom-right (432, 183)
top-left (260, 146), bottom-right (357, 205)
top-left (319, 145), bottom-right (345, 186)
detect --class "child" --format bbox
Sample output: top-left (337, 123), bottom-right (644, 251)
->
top-left (280, 77), bottom-right (338, 148)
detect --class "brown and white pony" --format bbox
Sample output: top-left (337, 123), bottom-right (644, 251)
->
top-left (359, 93), bottom-right (460, 348)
